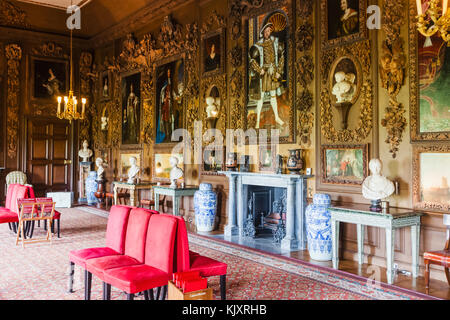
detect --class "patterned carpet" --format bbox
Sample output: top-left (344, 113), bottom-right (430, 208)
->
top-left (0, 207), bottom-right (433, 300)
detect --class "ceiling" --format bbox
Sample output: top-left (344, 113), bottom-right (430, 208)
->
top-left (14, 0), bottom-right (91, 10)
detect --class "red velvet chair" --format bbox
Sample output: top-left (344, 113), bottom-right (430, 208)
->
top-left (84, 207), bottom-right (154, 300)
top-left (102, 214), bottom-right (179, 300)
top-left (0, 184), bottom-right (33, 233)
top-left (170, 215), bottom-right (228, 300)
top-left (68, 205), bottom-right (134, 293)
top-left (424, 224), bottom-right (450, 294)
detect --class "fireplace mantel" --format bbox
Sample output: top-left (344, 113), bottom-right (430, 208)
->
top-left (219, 171), bottom-right (314, 251)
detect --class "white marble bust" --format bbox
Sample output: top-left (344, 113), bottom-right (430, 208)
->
top-left (101, 116), bottom-right (109, 131)
top-left (169, 156), bottom-right (184, 188)
top-left (95, 157), bottom-right (107, 180)
top-left (362, 158), bottom-right (395, 201)
top-left (205, 96), bottom-right (219, 118)
top-left (127, 156), bottom-right (140, 184)
top-left (78, 140), bottom-right (93, 162)
top-left (332, 71), bottom-right (356, 104)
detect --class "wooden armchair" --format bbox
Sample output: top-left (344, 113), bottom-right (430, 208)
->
top-left (424, 215), bottom-right (450, 294)
top-left (105, 187), bottom-right (130, 210)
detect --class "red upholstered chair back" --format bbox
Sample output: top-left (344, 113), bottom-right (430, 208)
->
top-left (124, 208), bottom-right (153, 263)
top-left (171, 215), bottom-right (190, 273)
top-left (105, 205), bottom-right (133, 254)
top-left (5, 184), bottom-right (18, 210)
top-left (10, 185), bottom-right (28, 214)
top-left (144, 214), bottom-right (178, 274)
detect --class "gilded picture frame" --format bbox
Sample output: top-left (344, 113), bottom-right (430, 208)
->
top-left (99, 70), bottom-right (113, 101)
top-left (201, 28), bottom-right (225, 77)
top-left (412, 144), bottom-right (450, 213)
top-left (408, 1), bottom-right (450, 142)
top-left (120, 70), bottom-right (142, 148)
top-left (320, 0), bottom-right (368, 49)
top-left (201, 146), bottom-right (225, 176)
top-left (30, 56), bottom-right (69, 102)
top-left (258, 144), bottom-right (277, 173)
top-left (320, 144), bottom-right (368, 185)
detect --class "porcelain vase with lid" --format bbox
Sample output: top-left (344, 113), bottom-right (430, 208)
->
top-left (85, 171), bottom-right (98, 206)
top-left (305, 193), bottom-right (332, 261)
top-left (194, 183), bottom-right (218, 232)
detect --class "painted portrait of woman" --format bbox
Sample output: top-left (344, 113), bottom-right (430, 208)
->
top-left (327, 0), bottom-right (360, 41)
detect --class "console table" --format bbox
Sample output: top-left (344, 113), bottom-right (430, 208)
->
top-left (112, 181), bottom-right (156, 207)
top-left (153, 185), bottom-right (198, 216)
top-left (219, 171), bottom-right (313, 251)
top-left (329, 204), bottom-right (423, 284)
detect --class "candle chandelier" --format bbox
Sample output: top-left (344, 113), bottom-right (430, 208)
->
top-left (416, 0), bottom-right (450, 46)
top-left (56, 3), bottom-right (86, 122)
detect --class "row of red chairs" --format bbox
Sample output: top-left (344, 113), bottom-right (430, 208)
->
top-left (68, 205), bottom-right (227, 300)
top-left (0, 184), bottom-right (62, 238)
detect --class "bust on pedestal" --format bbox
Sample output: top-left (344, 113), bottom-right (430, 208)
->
top-left (94, 157), bottom-right (108, 209)
top-left (362, 158), bottom-right (395, 212)
top-left (78, 140), bottom-right (93, 203)
top-left (169, 156), bottom-right (183, 188)
top-left (127, 156), bottom-right (140, 184)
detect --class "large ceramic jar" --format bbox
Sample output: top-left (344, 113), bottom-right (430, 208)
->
top-left (194, 183), bottom-right (217, 232)
top-left (85, 171), bottom-right (98, 206)
top-left (305, 193), bottom-right (332, 261)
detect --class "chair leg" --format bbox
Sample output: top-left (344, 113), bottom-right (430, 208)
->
top-left (103, 282), bottom-right (111, 300)
top-left (155, 286), bottom-right (161, 300)
top-left (160, 285), bottom-right (167, 300)
top-left (68, 261), bottom-right (75, 293)
top-left (149, 289), bottom-right (154, 300)
top-left (8, 222), bottom-right (12, 231)
top-left (425, 259), bottom-right (430, 295)
top-left (127, 293), bottom-right (134, 300)
top-left (28, 221), bottom-right (35, 239)
top-left (144, 290), bottom-right (149, 300)
top-left (57, 219), bottom-right (61, 238)
top-left (220, 275), bottom-right (226, 300)
top-left (84, 270), bottom-right (92, 300)
top-left (445, 267), bottom-right (450, 286)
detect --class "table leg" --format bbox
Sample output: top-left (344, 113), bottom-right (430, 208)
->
top-left (332, 218), bottom-right (340, 270)
top-left (357, 224), bottom-right (365, 265)
top-left (113, 185), bottom-right (118, 205)
top-left (173, 196), bottom-right (180, 216)
top-left (411, 224), bottom-right (420, 278)
top-left (154, 192), bottom-right (160, 211)
top-left (386, 227), bottom-right (395, 284)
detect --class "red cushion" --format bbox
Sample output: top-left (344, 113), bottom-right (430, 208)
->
top-left (189, 251), bottom-right (227, 277)
top-left (86, 255), bottom-right (142, 281)
top-left (8, 184), bottom-right (20, 211)
top-left (105, 205), bottom-right (133, 253)
top-left (123, 208), bottom-right (152, 262)
top-left (5, 184), bottom-right (17, 210)
top-left (104, 264), bottom-right (169, 294)
top-left (69, 247), bottom-right (121, 269)
top-left (172, 216), bottom-right (190, 273)
top-left (424, 250), bottom-right (450, 265)
top-left (0, 210), bottom-right (19, 223)
top-left (144, 214), bottom-right (177, 274)
top-left (10, 186), bottom-right (28, 214)
top-left (53, 211), bottom-right (61, 219)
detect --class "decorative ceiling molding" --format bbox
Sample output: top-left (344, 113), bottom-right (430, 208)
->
top-left (14, 0), bottom-right (91, 10)
top-left (89, 0), bottom-right (192, 48)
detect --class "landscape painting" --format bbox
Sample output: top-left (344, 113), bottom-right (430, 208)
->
top-left (419, 153), bottom-right (450, 208)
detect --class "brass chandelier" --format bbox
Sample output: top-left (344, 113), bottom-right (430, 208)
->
top-left (416, 0), bottom-right (450, 46)
top-left (56, 6), bottom-right (86, 122)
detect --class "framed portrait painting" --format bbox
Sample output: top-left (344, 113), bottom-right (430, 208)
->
top-left (31, 57), bottom-right (68, 101)
top-left (409, 1), bottom-right (450, 141)
top-left (413, 145), bottom-right (450, 212)
top-left (100, 71), bottom-right (112, 101)
top-left (258, 145), bottom-right (276, 172)
top-left (121, 72), bottom-right (141, 146)
top-left (246, 7), bottom-right (294, 140)
top-left (201, 147), bottom-right (225, 175)
top-left (155, 57), bottom-right (185, 144)
top-left (152, 153), bottom-right (184, 183)
top-left (201, 29), bottom-right (225, 77)
top-left (320, 0), bottom-right (368, 49)
top-left (321, 144), bottom-right (368, 185)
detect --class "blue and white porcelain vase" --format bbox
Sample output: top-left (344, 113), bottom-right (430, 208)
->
top-left (306, 193), bottom-right (332, 261)
top-left (85, 171), bottom-right (98, 206)
top-left (194, 183), bottom-right (217, 232)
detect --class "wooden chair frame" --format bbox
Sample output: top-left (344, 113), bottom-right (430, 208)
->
top-left (16, 200), bottom-right (56, 248)
top-left (424, 226), bottom-right (450, 294)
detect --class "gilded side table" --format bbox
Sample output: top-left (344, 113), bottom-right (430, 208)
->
top-left (329, 204), bottom-right (423, 285)
top-left (153, 185), bottom-right (198, 216)
top-left (112, 181), bottom-right (155, 207)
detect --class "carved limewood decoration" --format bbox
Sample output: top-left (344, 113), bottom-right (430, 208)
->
top-left (320, 40), bottom-right (373, 143)
top-left (0, 0), bottom-right (29, 28)
top-left (79, 52), bottom-right (95, 147)
top-left (31, 42), bottom-right (67, 59)
top-left (296, 0), bottom-right (314, 147)
top-left (5, 44), bottom-right (22, 159)
top-left (379, 0), bottom-right (407, 158)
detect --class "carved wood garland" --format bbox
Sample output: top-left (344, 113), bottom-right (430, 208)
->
top-left (228, 0), bottom-right (296, 144)
top-left (5, 44), bottom-right (22, 159)
top-left (379, 0), bottom-right (407, 158)
top-left (296, 0), bottom-right (314, 147)
top-left (79, 52), bottom-right (94, 147)
top-left (320, 40), bottom-right (373, 143)
top-left (0, 0), bottom-right (29, 28)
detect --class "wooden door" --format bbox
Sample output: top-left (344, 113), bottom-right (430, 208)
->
top-left (26, 118), bottom-right (73, 197)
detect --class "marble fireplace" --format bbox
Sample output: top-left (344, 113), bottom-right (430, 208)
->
top-left (220, 171), bottom-right (313, 251)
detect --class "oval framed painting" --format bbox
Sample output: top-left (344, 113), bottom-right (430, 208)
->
top-left (328, 55), bottom-right (362, 106)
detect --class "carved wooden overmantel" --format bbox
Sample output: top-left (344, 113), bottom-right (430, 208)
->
top-left (5, 43), bottom-right (22, 160)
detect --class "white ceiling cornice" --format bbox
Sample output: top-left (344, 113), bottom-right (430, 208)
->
top-left (14, 0), bottom-right (92, 11)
